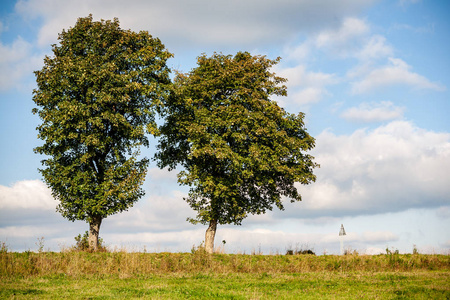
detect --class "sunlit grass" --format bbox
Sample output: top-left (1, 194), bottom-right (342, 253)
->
top-left (2, 271), bottom-right (449, 299)
top-left (1, 243), bottom-right (449, 299)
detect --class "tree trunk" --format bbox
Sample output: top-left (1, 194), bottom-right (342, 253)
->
top-left (88, 215), bottom-right (102, 251)
top-left (205, 219), bottom-right (217, 254)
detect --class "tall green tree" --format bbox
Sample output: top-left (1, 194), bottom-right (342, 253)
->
top-left (32, 15), bottom-right (172, 250)
top-left (156, 52), bottom-right (318, 253)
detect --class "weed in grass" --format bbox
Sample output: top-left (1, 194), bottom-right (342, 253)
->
top-left (0, 242), bottom-right (8, 255)
top-left (35, 237), bottom-right (45, 253)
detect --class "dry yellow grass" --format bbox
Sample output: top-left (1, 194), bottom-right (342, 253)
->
top-left (1, 247), bottom-right (449, 278)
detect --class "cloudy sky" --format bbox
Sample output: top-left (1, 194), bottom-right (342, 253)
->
top-left (1, 0), bottom-right (449, 255)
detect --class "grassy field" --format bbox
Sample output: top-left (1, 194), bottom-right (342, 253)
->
top-left (1, 248), bottom-right (449, 299)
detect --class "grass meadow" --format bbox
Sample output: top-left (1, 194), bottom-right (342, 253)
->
top-left (1, 243), bottom-right (449, 299)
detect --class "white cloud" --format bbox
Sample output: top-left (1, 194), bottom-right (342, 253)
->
top-left (289, 88), bottom-right (327, 105)
top-left (360, 231), bottom-right (399, 243)
top-left (147, 167), bottom-right (178, 181)
top-left (440, 240), bottom-right (450, 250)
top-left (278, 65), bottom-right (337, 88)
top-left (15, 0), bottom-right (377, 48)
top-left (287, 17), bottom-right (390, 61)
top-left (284, 42), bottom-right (311, 63)
top-left (275, 64), bottom-right (338, 105)
top-left (321, 230), bottom-right (398, 244)
top-left (351, 58), bottom-right (446, 94)
top-left (277, 121), bottom-right (450, 218)
top-left (101, 229), bottom-right (205, 251)
top-left (0, 225), bottom-right (62, 239)
top-left (105, 189), bottom-right (195, 233)
top-left (282, 17), bottom-right (442, 99)
top-left (0, 180), bottom-right (55, 210)
top-left (315, 17), bottom-right (369, 49)
top-left (285, 17), bottom-right (372, 61)
top-left (340, 101), bottom-right (405, 123)
top-left (280, 17), bottom-right (439, 108)
top-left (391, 22), bottom-right (435, 35)
top-left (0, 37), bottom-right (29, 64)
top-left (0, 37), bottom-right (42, 91)
top-left (356, 35), bottom-right (393, 61)
top-left (1, 178), bottom-right (448, 254)
top-left (436, 206), bottom-right (450, 219)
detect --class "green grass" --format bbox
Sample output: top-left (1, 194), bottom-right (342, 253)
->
top-left (1, 250), bottom-right (449, 299)
top-left (2, 271), bottom-right (449, 299)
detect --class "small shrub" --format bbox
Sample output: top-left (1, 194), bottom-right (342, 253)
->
top-left (73, 231), bottom-right (105, 252)
top-left (344, 247), bottom-right (358, 255)
top-left (293, 243), bottom-right (316, 255)
top-left (191, 242), bottom-right (205, 254)
top-left (386, 247), bottom-right (399, 255)
top-left (296, 249), bottom-right (316, 255)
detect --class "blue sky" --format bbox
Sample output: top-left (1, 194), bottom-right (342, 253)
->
top-left (1, 0), bottom-right (449, 254)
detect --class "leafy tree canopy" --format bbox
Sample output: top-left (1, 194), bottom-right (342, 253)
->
top-left (32, 15), bottom-right (172, 242)
top-left (156, 52), bottom-right (318, 227)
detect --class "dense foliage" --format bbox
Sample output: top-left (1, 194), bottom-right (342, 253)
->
top-left (32, 15), bottom-right (172, 249)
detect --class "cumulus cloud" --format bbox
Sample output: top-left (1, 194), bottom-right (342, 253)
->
top-left (284, 17), bottom-right (372, 62)
top-left (107, 190), bottom-right (195, 233)
top-left (356, 35), bottom-right (393, 61)
top-left (288, 88), bottom-right (328, 105)
top-left (351, 58), bottom-right (446, 94)
top-left (0, 37), bottom-right (42, 91)
top-left (0, 180), bottom-right (55, 210)
top-left (276, 121), bottom-right (450, 218)
top-left (279, 17), bottom-right (419, 108)
top-left (282, 17), bottom-right (442, 100)
top-left (314, 17), bottom-right (369, 56)
top-left (340, 101), bottom-right (405, 123)
top-left (278, 65), bottom-right (337, 88)
top-left (287, 17), bottom-right (391, 61)
top-left (274, 64), bottom-right (338, 105)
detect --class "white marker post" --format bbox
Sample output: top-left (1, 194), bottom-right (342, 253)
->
top-left (339, 224), bottom-right (346, 255)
